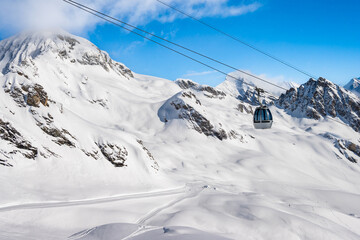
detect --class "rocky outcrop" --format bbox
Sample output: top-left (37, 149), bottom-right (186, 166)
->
top-left (82, 149), bottom-right (99, 160)
top-left (57, 34), bottom-right (134, 79)
top-left (159, 80), bottom-right (242, 141)
top-left (176, 79), bottom-right (226, 99)
top-left (23, 84), bottom-right (49, 107)
top-left (277, 77), bottom-right (360, 132)
top-left (4, 81), bottom-right (49, 108)
top-left (322, 133), bottom-right (360, 163)
top-left (0, 118), bottom-right (38, 165)
top-left (5, 86), bottom-right (26, 107)
top-left (181, 91), bottom-right (201, 105)
top-left (137, 139), bottom-right (159, 171)
top-left (172, 100), bottom-right (227, 140)
top-left (57, 34), bottom-right (80, 49)
top-left (159, 94), bottom-right (231, 140)
top-left (30, 108), bottom-right (75, 147)
top-left (64, 36), bottom-right (134, 79)
top-left (0, 159), bottom-right (12, 167)
top-left (176, 79), bottom-right (198, 90)
top-left (236, 103), bottom-right (253, 114)
top-left (40, 126), bottom-right (75, 147)
top-left (336, 139), bottom-right (360, 163)
top-left (77, 50), bottom-right (133, 78)
top-left (97, 142), bottom-right (128, 167)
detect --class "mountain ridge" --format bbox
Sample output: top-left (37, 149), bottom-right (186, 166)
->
top-left (277, 77), bottom-right (360, 132)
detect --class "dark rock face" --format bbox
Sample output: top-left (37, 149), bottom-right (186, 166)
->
top-left (29, 108), bottom-right (75, 147)
top-left (25, 84), bottom-right (49, 107)
top-left (159, 80), bottom-right (241, 141)
top-left (176, 79), bottom-right (198, 89)
top-left (0, 159), bottom-right (12, 167)
top-left (111, 62), bottom-right (134, 78)
top-left (77, 48), bottom-right (133, 79)
top-left (321, 133), bottom-right (360, 163)
top-left (236, 103), bottom-right (253, 114)
top-left (97, 142), bottom-right (128, 167)
top-left (57, 34), bottom-right (80, 49)
top-left (4, 82), bottom-right (49, 108)
top-left (181, 91), bottom-right (201, 105)
top-left (26, 91), bottom-right (41, 107)
top-left (82, 149), bottom-right (99, 160)
top-left (0, 119), bottom-right (38, 165)
top-left (5, 86), bottom-right (26, 107)
top-left (175, 79), bottom-right (226, 99)
top-left (336, 139), bottom-right (360, 163)
top-left (322, 133), bottom-right (360, 163)
top-left (137, 139), bottom-right (159, 171)
top-left (277, 77), bottom-right (360, 132)
top-left (169, 100), bottom-right (228, 140)
top-left (40, 126), bottom-right (75, 147)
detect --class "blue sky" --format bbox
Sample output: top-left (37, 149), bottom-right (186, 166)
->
top-left (1, 0), bottom-right (359, 87)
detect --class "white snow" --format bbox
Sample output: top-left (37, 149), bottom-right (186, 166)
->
top-left (0, 31), bottom-right (359, 240)
top-left (344, 77), bottom-right (360, 97)
top-left (218, 70), bottom-right (299, 97)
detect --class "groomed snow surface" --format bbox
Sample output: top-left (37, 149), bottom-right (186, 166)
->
top-left (0, 31), bottom-right (360, 240)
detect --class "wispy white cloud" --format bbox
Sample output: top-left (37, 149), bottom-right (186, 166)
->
top-left (0, 0), bottom-right (262, 37)
top-left (122, 39), bottom-right (149, 54)
top-left (183, 70), bottom-right (217, 77)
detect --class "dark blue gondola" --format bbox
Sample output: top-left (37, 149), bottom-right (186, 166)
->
top-left (253, 87), bottom-right (273, 129)
top-left (253, 106), bottom-right (273, 129)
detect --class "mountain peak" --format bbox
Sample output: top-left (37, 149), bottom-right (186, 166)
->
top-left (0, 29), bottom-right (133, 78)
top-left (277, 77), bottom-right (360, 131)
top-left (344, 77), bottom-right (360, 97)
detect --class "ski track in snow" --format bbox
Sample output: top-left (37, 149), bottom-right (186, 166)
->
top-left (0, 186), bottom-right (186, 213)
top-left (120, 185), bottom-right (206, 240)
top-left (67, 183), bottom-right (206, 240)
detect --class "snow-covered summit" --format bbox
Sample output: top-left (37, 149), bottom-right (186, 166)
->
top-left (0, 29), bottom-right (178, 173)
top-left (344, 77), bottom-right (360, 97)
top-left (0, 30), bottom-right (133, 78)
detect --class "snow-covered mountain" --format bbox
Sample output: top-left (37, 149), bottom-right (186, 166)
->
top-left (217, 70), bottom-right (299, 108)
top-left (0, 30), bottom-right (165, 171)
top-left (1, 31), bottom-right (360, 240)
top-left (277, 77), bottom-right (360, 132)
top-left (344, 77), bottom-right (360, 97)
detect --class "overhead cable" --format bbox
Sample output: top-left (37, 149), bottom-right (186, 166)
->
top-left (63, 0), bottom-right (351, 129)
top-left (155, 0), bottom-right (317, 80)
top-left (64, 0), bottom-right (288, 91)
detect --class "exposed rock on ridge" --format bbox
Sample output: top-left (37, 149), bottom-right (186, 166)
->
top-left (277, 77), bottom-right (360, 132)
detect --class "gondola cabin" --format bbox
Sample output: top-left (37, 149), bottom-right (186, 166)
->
top-left (253, 106), bottom-right (273, 129)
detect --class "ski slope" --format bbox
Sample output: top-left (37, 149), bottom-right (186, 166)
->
top-left (0, 31), bottom-right (359, 240)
